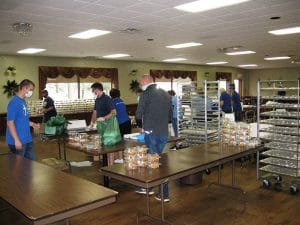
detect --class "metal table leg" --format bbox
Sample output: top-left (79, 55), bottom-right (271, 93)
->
top-left (102, 154), bottom-right (110, 187)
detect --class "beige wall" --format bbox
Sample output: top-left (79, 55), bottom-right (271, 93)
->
top-left (247, 68), bottom-right (300, 96)
top-left (0, 54), bottom-right (247, 113)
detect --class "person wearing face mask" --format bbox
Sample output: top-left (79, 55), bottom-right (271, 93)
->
top-left (6, 79), bottom-right (40, 160)
top-left (135, 75), bottom-right (172, 202)
top-left (41, 89), bottom-right (57, 123)
top-left (89, 82), bottom-right (117, 165)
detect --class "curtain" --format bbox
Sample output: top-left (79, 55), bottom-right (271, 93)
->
top-left (39, 66), bottom-right (118, 97)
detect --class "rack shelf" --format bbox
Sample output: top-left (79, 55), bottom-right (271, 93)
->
top-left (258, 80), bottom-right (300, 178)
top-left (178, 81), bottom-right (220, 145)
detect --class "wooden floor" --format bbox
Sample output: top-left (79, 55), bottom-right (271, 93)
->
top-left (0, 136), bottom-right (299, 225)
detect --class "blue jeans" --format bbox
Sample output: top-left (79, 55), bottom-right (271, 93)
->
top-left (172, 117), bottom-right (178, 137)
top-left (8, 142), bottom-right (36, 160)
top-left (144, 133), bottom-right (169, 198)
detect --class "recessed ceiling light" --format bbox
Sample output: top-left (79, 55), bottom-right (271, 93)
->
top-left (166, 42), bottom-right (202, 49)
top-left (264, 56), bottom-right (291, 60)
top-left (69, 29), bottom-right (111, 39)
top-left (17, 48), bottom-right (46, 54)
top-left (226, 50), bottom-right (256, 55)
top-left (103, 54), bottom-right (130, 58)
top-left (174, 0), bottom-right (250, 13)
top-left (238, 64), bottom-right (257, 67)
top-left (163, 58), bottom-right (187, 62)
top-left (268, 26), bottom-right (300, 35)
top-left (206, 61), bottom-right (228, 65)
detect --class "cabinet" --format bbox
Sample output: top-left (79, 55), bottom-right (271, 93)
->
top-left (257, 80), bottom-right (300, 179)
top-left (178, 81), bottom-right (221, 145)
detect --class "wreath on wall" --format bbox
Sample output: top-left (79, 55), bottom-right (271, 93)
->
top-left (129, 80), bottom-right (140, 93)
top-left (3, 80), bottom-right (19, 97)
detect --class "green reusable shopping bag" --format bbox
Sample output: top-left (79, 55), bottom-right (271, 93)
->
top-left (97, 116), bottom-right (121, 145)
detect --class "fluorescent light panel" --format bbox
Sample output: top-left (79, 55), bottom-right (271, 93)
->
top-left (17, 48), bottom-right (46, 54)
top-left (69, 29), bottom-right (111, 39)
top-left (174, 0), bottom-right (250, 13)
top-left (264, 56), bottom-right (291, 60)
top-left (103, 54), bottom-right (130, 58)
top-left (206, 61), bottom-right (228, 65)
top-left (238, 64), bottom-right (257, 67)
top-left (226, 50), bottom-right (256, 55)
top-left (166, 42), bottom-right (202, 49)
top-left (268, 26), bottom-right (300, 35)
top-left (163, 58), bottom-right (187, 62)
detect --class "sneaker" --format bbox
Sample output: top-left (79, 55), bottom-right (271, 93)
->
top-left (135, 188), bottom-right (155, 195)
top-left (154, 195), bottom-right (170, 202)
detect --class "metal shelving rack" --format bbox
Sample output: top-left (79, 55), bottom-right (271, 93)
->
top-left (178, 80), bottom-right (221, 145)
top-left (257, 80), bottom-right (300, 192)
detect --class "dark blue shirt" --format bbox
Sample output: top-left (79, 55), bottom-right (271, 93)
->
top-left (112, 98), bottom-right (130, 124)
top-left (232, 91), bottom-right (242, 112)
top-left (94, 93), bottom-right (115, 117)
top-left (220, 92), bottom-right (232, 113)
top-left (6, 96), bottom-right (32, 145)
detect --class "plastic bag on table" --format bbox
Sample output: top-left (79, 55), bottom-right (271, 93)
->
top-left (97, 116), bottom-right (121, 145)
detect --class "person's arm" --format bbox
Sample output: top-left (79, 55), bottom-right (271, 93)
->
top-left (90, 110), bottom-right (97, 126)
top-left (43, 106), bottom-right (54, 113)
top-left (97, 108), bottom-right (117, 121)
top-left (7, 120), bottom-right (22, 150)
top-left (136, 94), bottom-right (145, 120)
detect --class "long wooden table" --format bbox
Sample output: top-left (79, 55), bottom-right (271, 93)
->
top-left (67, 136), bottom-right (182, 187)
top-left (101, 142), bottom-right (263, 224)
top-left (0, 154), bottom-right (118, 225)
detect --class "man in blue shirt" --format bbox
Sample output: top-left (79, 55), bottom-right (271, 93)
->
top-left (6, 79), bottom-right (40, 160)
top-left (109, 88), bottom-right (131, 137)
top-left (220, 87), bottom-right (232, 113)
top-left (230, 84), bottom-right (242, 121)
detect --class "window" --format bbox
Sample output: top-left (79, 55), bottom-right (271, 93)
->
top-left (39, 66), bottom-right (118, 99)
top-left (45, 75), bottom-right (112, 100)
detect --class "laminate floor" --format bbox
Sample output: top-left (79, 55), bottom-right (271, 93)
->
top-left (0, 136), bottom-right (299, 225)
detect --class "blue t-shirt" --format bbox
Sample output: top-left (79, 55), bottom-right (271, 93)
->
top-left (94, 93), bottom-right (115, 117)
top-left (113, 98), bottom-right (130, 124)
top-left (6, 96), bottom-right (32, 145)
top-left (220, 92), bottom-right (232, 113)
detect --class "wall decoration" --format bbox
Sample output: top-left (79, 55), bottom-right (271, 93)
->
top-left (129, 80), bottom-right (140, 92)
top-left (3, 80), bottom-right (19, 97)
top-left (4, 66), bottom-right (17, 76)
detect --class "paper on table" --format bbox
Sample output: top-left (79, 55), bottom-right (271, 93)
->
top-left (70, 161), bottom-right (93, 167)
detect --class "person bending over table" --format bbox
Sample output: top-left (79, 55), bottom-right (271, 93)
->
top-left (89, 82), bottom-right (116, 165)
top-left (135, 75), bottom-right (172, 202)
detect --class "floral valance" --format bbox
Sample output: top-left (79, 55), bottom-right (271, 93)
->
top-left (39, 66), bottom-right (118, 97)
top-left (150, 69), bottom-right (197, 81)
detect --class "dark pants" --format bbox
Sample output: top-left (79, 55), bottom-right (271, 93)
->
top-left (234, 111), bottom-right (242, 122)
top-left (119, 120), bottom-right (132, 137)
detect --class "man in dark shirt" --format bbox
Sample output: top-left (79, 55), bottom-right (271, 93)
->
top-left (89, 82), bottom-right (116, 126)
top-left (230, 84), bottom-right (242, 121)
top-left (89, 83), bottom-right (116, 165)
top-left (42, 89), bottom-right (57, 123)
top-left (135, 75), bottom-right (172, 202)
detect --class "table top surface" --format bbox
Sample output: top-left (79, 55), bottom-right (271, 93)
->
top-left (101, 142), bottom-right (261, 184)
top-left (0, 155), bottom-right (117, 221)
top-left (67, 136), bottom-right (183, 156)
top-left (68, 139), bottom-right (144, 155)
